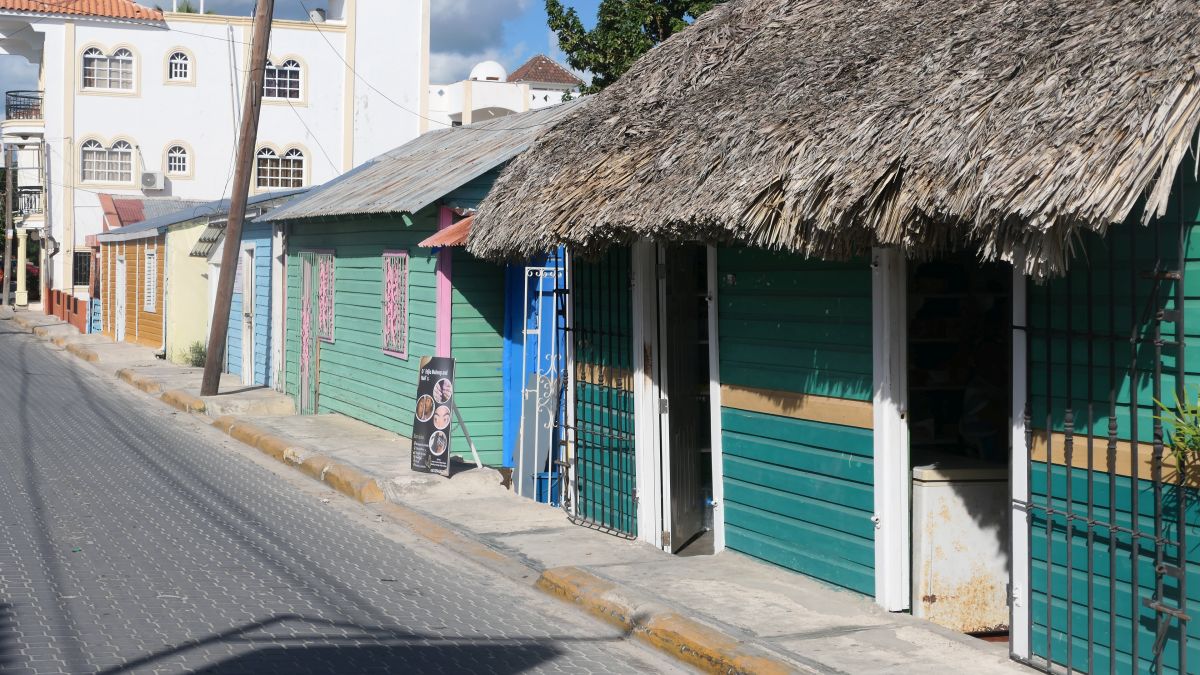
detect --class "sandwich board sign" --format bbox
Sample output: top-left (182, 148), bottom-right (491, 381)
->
top-left (411, 357), bottom-right (482, 476)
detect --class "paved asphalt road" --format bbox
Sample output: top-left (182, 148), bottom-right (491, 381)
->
top-left (0, 322), bottom-right (687, 674)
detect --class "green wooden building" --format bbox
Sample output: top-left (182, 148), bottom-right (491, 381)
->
top-left (465, 2), bottom-right (1200, 672)
top-left (260, 103), bottom-right (582, 469)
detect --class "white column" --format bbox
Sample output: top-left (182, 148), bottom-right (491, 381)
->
top-left (871, 246), bottom-right (909, 611)
top-left (14, 229), bottom-right (28, 306)
top-left (1009, 250), bottom-right (1031, 658)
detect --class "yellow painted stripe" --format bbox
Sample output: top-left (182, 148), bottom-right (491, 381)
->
top-left (720, 384), bottom-right (873, 429)
top-left (1030, 430), bottom-right (1196, 487)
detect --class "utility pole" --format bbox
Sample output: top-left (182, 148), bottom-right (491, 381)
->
top-left (3, 145), bottom-right (13, 308)
top-left (201, 0), bottom-right (274, 396)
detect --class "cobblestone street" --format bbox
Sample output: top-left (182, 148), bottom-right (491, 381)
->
top-left (0, 322), bottom-right (686, 674)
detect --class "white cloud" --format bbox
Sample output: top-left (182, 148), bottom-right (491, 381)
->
top-left (0, 56), bottom-right (38, 94)
top-left (431, 0), bottom-right (529, 82)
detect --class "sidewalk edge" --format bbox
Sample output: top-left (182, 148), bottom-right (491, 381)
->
top-left (537, 566), bottom-right (802, 675)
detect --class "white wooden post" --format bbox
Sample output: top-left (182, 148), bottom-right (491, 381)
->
top-left (1010, 250), bottom-right (1031, 657)
top-left (707, 245), bottom-right (726, 552)
top-left (872, 247), bottom-right (910, 611)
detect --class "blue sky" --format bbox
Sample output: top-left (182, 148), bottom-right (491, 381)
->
top-left (0, 0), bottom-right (600, 92)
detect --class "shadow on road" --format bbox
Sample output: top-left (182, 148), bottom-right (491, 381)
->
top-left (97, 613), bottom-right (631, 674)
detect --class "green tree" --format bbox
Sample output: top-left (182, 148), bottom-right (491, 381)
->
top-left (546, 0), bottom-right (724, 94)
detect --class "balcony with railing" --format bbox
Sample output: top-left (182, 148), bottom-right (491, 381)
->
top-left (6, 91), bottom-right (42, 120)
top-left (15, 186), bottom-right (43, 219)
top-left (3, 91), bottom-right (44, 138)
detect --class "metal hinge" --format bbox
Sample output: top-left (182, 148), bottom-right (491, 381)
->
top-left (659, 397), bottom-right (669, 414)
top-left (632, 488), bottom-right (639, 505)
top-left (656, 261), bottom-right (667, 280)
top-left (661, 530), bottom-right (671, 548)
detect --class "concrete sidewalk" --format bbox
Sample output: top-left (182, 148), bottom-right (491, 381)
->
top-left (6, 307), bottom-right (1027, 674)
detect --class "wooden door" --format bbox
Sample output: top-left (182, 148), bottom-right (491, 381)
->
top-left (114, 255), bottom-right (126, 342)
top-left (298, 251), bottom-right (319, 414)
top-left (241, 246), bottom-right (256, 386)
top-left (662, 245), bottom-right (707, 552)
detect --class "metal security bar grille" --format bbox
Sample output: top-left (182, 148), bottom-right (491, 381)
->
top-left (558, 248), bottom-right (637, 537)
top-left (1019, 214), bottom-right (1195, 674)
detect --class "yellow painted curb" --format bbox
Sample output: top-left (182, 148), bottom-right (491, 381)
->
top-left (66, 342), bottom-right (100, 363)
top-left (116, 368), bottom-right (163, 394)
top-left (208, 416), bottom-right (387, 505)
top-left (537, 567), bottom-right (798, 675)
top-left (32, 324), bottom-right (62, 338)
top-left (536, 567), bottom-right (630, 628)
top-left (161, 389), bottom-right (206, 413)
top-left (255, 434), bottom-right (293, 462)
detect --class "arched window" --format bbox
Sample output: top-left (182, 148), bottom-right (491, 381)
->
top-left (166, 145), bottom-right (188, 175)
top-left (81, 140), bottom-right (134, 183)
top-left (83, 47), bottom-right (134, 90)
top-left (167, 51), bottom-right (190, 81)
top-left (263, 59), bottom-right (302, 99)
top-left (256, 147), bottom-right (305, 189)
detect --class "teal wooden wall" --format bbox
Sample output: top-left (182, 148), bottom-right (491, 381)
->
top-left (717, 248), bottom-right (875, 595)
top-left (572, 248), bottom-right (636, 534)
top-left (1027, 158), bottom-right (1200, 672)
top-left (285, 211), bottom-right (439, 434)
top-left (451, 250), bottom-right (507, 466)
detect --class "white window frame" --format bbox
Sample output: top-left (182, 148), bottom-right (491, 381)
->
top-left (263, 59), bottom-right (302, 100)
top-left (143, 248), bottom-right (157, 313)
top-left (167, 51), bottom-right (190, 82)
top-left (166, 145), bottom-right (189, 175)
top-left (81, 140), bottom-right (134, 184)
top-left (83, 47), bottom-right (135, 90)
top-left (255, 147), bottom-right (305, 189)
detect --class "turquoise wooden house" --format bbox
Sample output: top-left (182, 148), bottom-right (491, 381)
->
top-left (466, 2), bottom-right (1200, 673)
top-left (261, 103), bottom-right (582, 479)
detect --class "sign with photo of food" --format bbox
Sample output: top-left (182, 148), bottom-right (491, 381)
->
top-left (410, 356), bottom-right (455, 476)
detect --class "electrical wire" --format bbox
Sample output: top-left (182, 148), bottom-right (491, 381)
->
top-left (293, 0), bottom-right (568, 133)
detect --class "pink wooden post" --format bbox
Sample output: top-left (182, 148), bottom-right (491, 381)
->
top-left (436, 206), bottom-right (454, 357)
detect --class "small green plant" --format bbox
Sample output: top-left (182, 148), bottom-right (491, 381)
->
top-left (184, 341), bottom-right (206, 368)
top-left (1156, 390), bottom-right (1200, 475)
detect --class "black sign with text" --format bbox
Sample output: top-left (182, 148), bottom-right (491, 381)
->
top-left (411, 356), bottom-right (456, 476)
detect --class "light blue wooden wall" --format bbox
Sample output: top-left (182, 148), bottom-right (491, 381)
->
top-left (225, 221), bottom-right (273, 386)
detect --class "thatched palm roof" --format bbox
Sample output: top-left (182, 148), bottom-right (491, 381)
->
top-left (467, 0), bottom-right (1200, 275)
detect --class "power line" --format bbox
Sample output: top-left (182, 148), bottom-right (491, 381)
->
top-left (293, 0), bottom-right (570, 134)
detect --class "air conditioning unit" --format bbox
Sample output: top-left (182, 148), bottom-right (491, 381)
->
top-left (141, 171), bottom-right (165, 191)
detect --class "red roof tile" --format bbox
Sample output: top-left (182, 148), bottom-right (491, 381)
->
top-left (0, 0), bottom-right (162, 21)
top-left (509, 55), bottom-right (581, 87)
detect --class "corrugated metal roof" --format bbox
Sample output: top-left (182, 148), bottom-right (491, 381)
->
top-left (418, 214), bottom-right (473, 248)
top-left (189, 223), bottom-right (226, 258)
top-left (261, 100), bottom-right (588, 223)
top-left (97, 189), bottom-right (307, 243)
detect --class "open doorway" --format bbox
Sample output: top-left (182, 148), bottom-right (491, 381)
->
top-left (658, 244), bottom-right (714, 556)
top-left (906, 256), bottom-right (1012, 638)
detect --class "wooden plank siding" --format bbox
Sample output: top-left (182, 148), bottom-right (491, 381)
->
top-left (717, 248), bottom-right (875, 595)
top-left (285, 211), bottom-right (441, 441)
top-left (99, 235), bottom-right (164, 349)
top-left (1026, 160), bottom-right (1200, 673)
top-left (450, 250), bottom-right (507, 466)
top-left (226, 222), bottom-right (274, 386)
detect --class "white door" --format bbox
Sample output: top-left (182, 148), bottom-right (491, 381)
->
top-left (241, 246), bottom-right (255, 386)
top-left (114, 256), bottom-right (126, 342)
